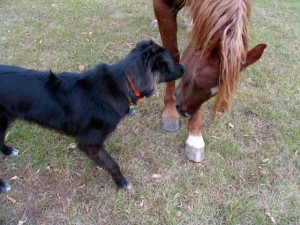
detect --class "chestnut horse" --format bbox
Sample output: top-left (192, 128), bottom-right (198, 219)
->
top-left (153, 0), bottom-right (267, 162)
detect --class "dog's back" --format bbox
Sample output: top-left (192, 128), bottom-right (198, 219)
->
top-left (0, 65), bottom-right (81, 134)
top-left (0, 65), bottom-right (53, 107)
top-left (0, 64), bottom-right (126, 135)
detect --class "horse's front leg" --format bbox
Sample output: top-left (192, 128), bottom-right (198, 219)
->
top-left (153, 0), bottom-right (182, 132)
top-left (185, 108), bottom-right (206, 162)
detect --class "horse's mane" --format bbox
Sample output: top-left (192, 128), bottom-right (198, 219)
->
top-left (185, 0), bottom-right (252, 115)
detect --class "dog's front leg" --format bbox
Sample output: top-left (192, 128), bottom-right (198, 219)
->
top-left (78, 144), bottom-right (132, 190)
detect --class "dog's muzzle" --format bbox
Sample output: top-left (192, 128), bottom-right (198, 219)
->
top-left (181, 64), bottom-right (187, 73)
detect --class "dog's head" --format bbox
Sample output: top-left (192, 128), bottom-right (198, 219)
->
top-left (126, 40), bottom-right (185, 98)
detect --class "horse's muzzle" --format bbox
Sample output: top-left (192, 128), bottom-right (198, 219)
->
top-left (176, 104), bottom-right (192, 119)
top-left (174, 89), bottom-right (191, 119)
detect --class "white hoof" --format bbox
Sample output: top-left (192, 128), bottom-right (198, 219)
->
top-left (185, 144), bottom-right (205, 162)
top-left (185, 134), bottom-right (206, 162)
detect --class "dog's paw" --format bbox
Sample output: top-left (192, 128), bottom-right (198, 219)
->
top-left (0, 181), bottom-right (11, 194)
top-left (124, 182), bottom-right (132, 190)
top-left (1, 147), bottom-right (19, 156)
top-left (118, 181), bottom-right (132, 191)
top-left (8, 147), bottom-right (19, 156)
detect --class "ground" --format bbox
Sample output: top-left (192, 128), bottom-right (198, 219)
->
top-left (0, 0), bottom-right (299, 224)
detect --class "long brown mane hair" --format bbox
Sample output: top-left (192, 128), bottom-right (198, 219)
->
top-left (185, 0), bottom-right (252, 114)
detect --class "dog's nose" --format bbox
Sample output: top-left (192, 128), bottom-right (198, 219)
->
top-left (174, 90), bottom-right (179, 99)
top-left (180, 64), bottom-right (187, 73)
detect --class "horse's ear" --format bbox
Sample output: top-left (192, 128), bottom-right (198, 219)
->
top-left (241, 44), bottom-right (267, 70)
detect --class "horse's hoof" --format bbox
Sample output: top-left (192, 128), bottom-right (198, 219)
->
top-left (0, 181), bottom-right (11, 194)
top-left (161, 118), bottom-right (180, 132)
top-left (185, 144), bottom-right (205, 162)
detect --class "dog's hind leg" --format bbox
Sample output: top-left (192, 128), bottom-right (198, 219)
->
top-left (0, 180), bottom-right (11, 193)
top-left (0, 115), bottom-right (19, 156)
top-left (78, 144), bottom-right (131, 190)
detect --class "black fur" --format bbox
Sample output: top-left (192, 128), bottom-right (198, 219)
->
top-left (0, 40), bottom-right (185, 192)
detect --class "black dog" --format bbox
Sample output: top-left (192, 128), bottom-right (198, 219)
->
top-left (0, 40), bottom-right (185, 192)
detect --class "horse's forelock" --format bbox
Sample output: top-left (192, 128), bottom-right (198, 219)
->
top-left (185, 0), bottom-right (252, 115)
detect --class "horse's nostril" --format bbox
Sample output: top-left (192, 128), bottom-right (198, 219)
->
top-left (176, 104), bottom-right (179, 110)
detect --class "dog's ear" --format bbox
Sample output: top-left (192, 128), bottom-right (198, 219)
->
top-left (150, 42), bottom-right (160, 53)
top-left (144, 41), bottom-right (161, 56)
top-left (136, 40), bottom-right (155, 49)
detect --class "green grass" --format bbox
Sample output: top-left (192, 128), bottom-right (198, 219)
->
top-left (0, 0), bottom-right (299, 224)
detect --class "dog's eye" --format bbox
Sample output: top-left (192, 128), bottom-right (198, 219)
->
top-left (161, 61), bottom-right (170, 70)
top-left (161, 56), bottom-right (174, 71)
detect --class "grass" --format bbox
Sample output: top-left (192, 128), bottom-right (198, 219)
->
top-left (0, 0), bottom-right (299, 224)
